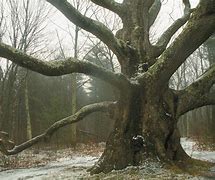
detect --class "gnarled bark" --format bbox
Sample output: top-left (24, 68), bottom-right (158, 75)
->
top-left (177, 63), bottom-right (215, 116)
top-left (0, 42), bottom-right (130, 90)
top-left (90, 86), bottom-right (189, 174)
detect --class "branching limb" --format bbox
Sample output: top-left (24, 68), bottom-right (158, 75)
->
top-left (0, 101), bottom-right (116, 155)
top-left (153, 0), bottom-right (191, 57)
top-left (141, 0), bottom-right (156, 56)
top-left (149, 0), bottom-right (161, 27)
top-left (177, 64), bottom-right (215, 117)
top-left (147, 0), bottom-right (215, 87)
top-left (46, 0), bottom-right (125, 59)
top-left (0, 42), bottom-right (130, 90)
top-left (91, 0), bottom-right (124, 17)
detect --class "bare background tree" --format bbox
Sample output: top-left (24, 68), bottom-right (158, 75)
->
top-left (0, 0), bottom-right (50, 143)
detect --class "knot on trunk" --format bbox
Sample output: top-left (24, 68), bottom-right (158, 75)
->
top-left (131, 135), bottom-right (145, 153)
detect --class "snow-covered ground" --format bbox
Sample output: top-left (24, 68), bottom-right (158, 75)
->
top-left (0, 155), bottom-right (99, 180)
top-left (181, 137), bottom-right (215, 163)
top-left (0, 138), bottom-right (214, 179)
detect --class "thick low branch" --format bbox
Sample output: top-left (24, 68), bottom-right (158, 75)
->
top-left (177, 93), bottom-right (215, 118)
top-left (46, 0), bottom-right (125, 60)
top-left (177, 64), bottom-right (215, 117)
top-left (148, 1), bottom-right (215, 86)
top-left (91, 0), bottom-right (124, 17)
top-left (153, 0), bottom-right (191, 57)
top-left (0, 101), bottom-right (116, 155)
top-left (0, 42), bottom-right (130, 90)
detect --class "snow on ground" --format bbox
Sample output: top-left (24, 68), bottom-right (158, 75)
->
top-left (181, 138), bottom-right (215, 163)
top-left (0, 138), bottom-right (214, 179)
top-left (0, 155), bottom-right (99, 180)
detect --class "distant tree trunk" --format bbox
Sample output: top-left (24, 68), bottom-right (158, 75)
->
top-left (0, 64), bottom-right (18, 134)
top-left (70, 24), bottom-right (79, 145)
top-left (0, 0), bottom-right (49, 142)
top-left (24, 71), bottom-right (32, 140)
top-left (71, 74), bottom-right (77, 145)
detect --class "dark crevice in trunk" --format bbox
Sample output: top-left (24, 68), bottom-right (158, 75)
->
top-left (91, 100), bottom-right (184, 174)
top-left (89, 88), bottom-right (143, 174)
top-left (164, 130), bottom-right (174, 150)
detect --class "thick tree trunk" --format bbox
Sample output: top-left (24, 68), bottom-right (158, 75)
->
top-left (90, 88), bottom-right (189, 174)
top-left (90, 88), bottom-right (142, 173)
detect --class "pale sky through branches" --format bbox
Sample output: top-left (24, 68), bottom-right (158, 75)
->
top-left (0, 0), bottom-right (200, 70)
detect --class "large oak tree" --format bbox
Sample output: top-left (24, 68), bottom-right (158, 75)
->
top-left (0, 0), bottom-right (215, 174)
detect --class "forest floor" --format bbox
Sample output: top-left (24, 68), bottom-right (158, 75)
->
top-left (0, 138), bottom-right (214, 179)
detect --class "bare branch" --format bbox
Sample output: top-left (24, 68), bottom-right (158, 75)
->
top-left (91, 0), bottom-right (124, 17)
top-left (153, 0), bottom-right (191, 57)
top-left (46, 0), bottom-right (124, 59)
top-left (0, 42), bottom-right (130, 89)
top-left (0, 101), bottom-right (116, 155)
top-left (147, 1), bottom-right (215, 87)
top-left (177, 64), bottom-right (215, 117)
top-left (149, 0), bottom-right (161, 27)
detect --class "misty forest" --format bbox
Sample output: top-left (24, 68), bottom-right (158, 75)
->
top-left (0, 0), bottom-right (215, 179)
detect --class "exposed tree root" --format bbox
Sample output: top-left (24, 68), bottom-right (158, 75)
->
top-left (89, 150), bottom-right (214, 176)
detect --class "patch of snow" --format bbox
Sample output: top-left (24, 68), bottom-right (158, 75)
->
top-left (48, 155), bottom-right (98, 167)
top-left (0, 138), bottom-right (214, 179)
top-left (181, 137), bottom-right (215, 163)
top-left (181, 137), bottom-right (196, 151)
top-left (0, 155), bottom-right (98, 180)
